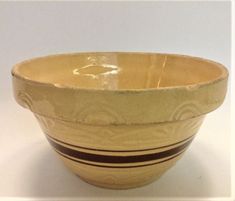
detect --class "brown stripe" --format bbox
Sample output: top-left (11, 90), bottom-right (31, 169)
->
top-left (46, 133), bottom-right (195, 153)
top-left (55, 149), bottom-right (186, 168)
top-left (47, 137), bottom-right (193, 164)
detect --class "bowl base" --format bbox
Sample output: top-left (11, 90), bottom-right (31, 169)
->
top-left (77, 174), bottom-right (162, 189)
top-left (56, 148), bottom-right (182, 190)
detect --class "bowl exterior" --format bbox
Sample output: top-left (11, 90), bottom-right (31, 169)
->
top-left (11, 57), bottom-right (228, 188)
top-left (34, 113), bottom-right (204, 189)
top-left (12, 75), bottom-right (227, 125)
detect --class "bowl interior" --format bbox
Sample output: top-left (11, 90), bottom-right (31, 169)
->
top-left (13, 52), bottom-right (227, 90)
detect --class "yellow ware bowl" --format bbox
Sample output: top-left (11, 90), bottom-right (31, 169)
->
top-left (12, 52), bottom-right (228, 189)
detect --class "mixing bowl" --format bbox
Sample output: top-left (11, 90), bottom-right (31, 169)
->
top-left (12, 52), bottom-right (228, 189)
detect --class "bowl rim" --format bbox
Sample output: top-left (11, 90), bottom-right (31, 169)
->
top-left (11, 52), bottom-right (229, 93)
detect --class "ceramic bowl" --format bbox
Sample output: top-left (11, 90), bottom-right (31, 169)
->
top-left (12, 52), bottom-right (228, 189)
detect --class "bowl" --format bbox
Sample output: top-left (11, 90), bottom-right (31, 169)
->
top-left (12, 52), bottom-right (228, 189)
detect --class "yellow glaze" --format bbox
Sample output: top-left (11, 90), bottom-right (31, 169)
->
top-left (12, 52), bottom-right (228, 189)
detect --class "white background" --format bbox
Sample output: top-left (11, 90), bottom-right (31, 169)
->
top-left (0, 1), bottom-right (231, 199)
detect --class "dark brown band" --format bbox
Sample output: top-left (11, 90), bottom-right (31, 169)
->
top-left (55, 149), bottom-right (186, 168)
top-left (46, 133), bottom-right (195, 153)
top-left (47, 137), bottom-right (193, 164)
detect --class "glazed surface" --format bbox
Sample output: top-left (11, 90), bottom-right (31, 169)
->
top-left (13, 53), bottom-right (226, 90)
top-left (12, 52), bottom-right (228, 189)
